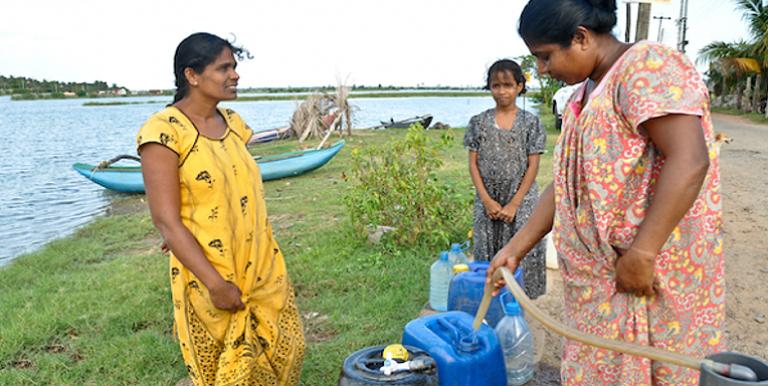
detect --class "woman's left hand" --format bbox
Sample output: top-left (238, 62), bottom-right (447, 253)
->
top-left (499, 203), bottom-right (518, 223)
top-left (615, 249), bottom-right (657, 297)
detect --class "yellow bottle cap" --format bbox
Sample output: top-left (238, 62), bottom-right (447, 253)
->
top-left (382, 343), bottom-right (408, 362)
top-left (453, 264), bottom-right (470, 274)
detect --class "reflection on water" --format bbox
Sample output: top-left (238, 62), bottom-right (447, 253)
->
top-left (0, 94), bottom-right (536, 266)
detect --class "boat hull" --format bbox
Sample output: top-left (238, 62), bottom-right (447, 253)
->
top-left (380, 114), bottom-right (433, 129)
top-left (73, 140), bottom-right (345, 193)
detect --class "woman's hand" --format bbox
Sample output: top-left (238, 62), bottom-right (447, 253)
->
top-left (483, 199), bottom-right (503, 220)
top-left (209, 280), bottom-right (246, 312)
top-left (615, 249), bottom-right (656, 297)
top-left (487, 245), bottom-right (522, 296)
top-left (498, 203), bottom-right (519, 223)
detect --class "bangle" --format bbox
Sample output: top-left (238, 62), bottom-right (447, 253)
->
top-left (629, 247), bottom-right (657, 258)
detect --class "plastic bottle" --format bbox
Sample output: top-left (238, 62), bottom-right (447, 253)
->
top-left (448, 243), bottom-right (469, 265)
top-left (494, 293), bottom-right (534, 385)
top-left (429, 251), bottom-right (452, 311)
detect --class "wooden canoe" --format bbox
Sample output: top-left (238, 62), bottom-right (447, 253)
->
top-left (73, 140), bottom-right (345, 193)
top-left (378, 114), bottom-right (433, 129)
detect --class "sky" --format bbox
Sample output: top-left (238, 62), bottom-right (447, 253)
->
top-left (0, 0), bottom-right (752, 91)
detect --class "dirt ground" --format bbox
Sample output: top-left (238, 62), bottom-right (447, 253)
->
top-left (528, 113), bottom-right (768, 385)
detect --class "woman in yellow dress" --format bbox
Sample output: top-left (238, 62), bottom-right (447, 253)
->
top-left (137, 32), bottom-right (305, 385)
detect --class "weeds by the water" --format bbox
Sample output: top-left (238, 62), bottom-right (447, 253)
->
top-left (344, 125), bottom-right (471, 246)
top-left (0, 112), bottom-right (557, 384)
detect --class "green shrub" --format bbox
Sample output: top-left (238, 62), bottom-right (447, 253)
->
top-left (343, 124), bottom-right (470, 246)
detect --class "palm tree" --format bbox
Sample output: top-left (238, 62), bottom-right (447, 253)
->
top-left (698, 41), bottom-right (760, 110)
top-left (698, 0), bottom-right (768, 112)
top-left (734, 0), bottom-right (768, 112)
top-left (736, 0), bottom-right (768, 64)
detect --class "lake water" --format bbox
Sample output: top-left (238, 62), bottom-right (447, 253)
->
top-left (0, 94), bottom-right (537, 266)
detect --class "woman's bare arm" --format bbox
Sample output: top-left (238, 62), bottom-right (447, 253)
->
top-left (141, 143), bottom-right (244, 311)
top-left (615, 114), bottom-right (710, 296)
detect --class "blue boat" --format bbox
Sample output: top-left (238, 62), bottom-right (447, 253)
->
top-left (73, 140), bottom-right (345, 193)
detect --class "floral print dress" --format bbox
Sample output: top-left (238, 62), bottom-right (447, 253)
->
top-left (464, 108), bottom-right (547, 299)
top-left (554, 41), bottom-right (725, 385)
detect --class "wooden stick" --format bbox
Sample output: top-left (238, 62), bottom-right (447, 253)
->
top-left (316, 113), bottom-right (343, 150)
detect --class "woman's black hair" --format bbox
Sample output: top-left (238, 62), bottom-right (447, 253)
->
top-left (172, 32), bottom-right (250, 103)
top-left (518, 0), bottom-right (618, 47)
top-left (484, 59), bottom-right (527, 94)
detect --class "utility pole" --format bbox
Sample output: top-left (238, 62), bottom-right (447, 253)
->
top-left (635, 3), bottom-right (652, 41)
top-left (653, 16), bottom-right (671, 42)
top-left (625, 3), bottom-right (632, 42)
top-left (676, 0), bottom-right (690, 53)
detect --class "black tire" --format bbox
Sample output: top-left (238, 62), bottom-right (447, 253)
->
top-left (338, 345), bottom-right (438, 386)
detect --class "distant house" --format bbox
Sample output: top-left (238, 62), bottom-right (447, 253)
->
top-left (63, 91), bottom-right (76, 97)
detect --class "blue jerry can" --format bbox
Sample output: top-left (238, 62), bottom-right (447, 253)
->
top-left (402, 311), bottom-right (506, 386)
top-left (447, 262), bottom-right (524, 327)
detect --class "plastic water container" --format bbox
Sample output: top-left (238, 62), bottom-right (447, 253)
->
top-left (495, 293), bottom-right (534, 385)
top-left (429, 252), bottom-right (453, 311)
top-left (402, 311), bottom-right (507, 386)
top-left (448, 243), bottom-right (469, 266)
top-left (447, 261), bottom-right (524, 327)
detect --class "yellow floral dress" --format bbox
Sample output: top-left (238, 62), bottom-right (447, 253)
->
top-left (137, 106), bottom-right (305, 385)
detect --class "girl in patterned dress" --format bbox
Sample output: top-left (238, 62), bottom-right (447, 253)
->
top-left (465, 59), bottom-right (547, 299)
top-left (488, 1), bottom-right (725, 384)
top-left (138, 33), bottom-right (305, 385)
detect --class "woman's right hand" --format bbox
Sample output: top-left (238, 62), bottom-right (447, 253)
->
top-left (209, 280), bottom-right (246, 312)
top-left (487, 245), bottom-right (522, 296)
top-left (483, 199), bottom-right (503, 219)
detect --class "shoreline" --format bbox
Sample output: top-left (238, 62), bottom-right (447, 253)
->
top-left (80, 91), bottom-right (492, 106)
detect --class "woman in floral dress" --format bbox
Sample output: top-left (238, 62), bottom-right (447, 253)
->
top-left (488, 1), bottom-right (725, 384)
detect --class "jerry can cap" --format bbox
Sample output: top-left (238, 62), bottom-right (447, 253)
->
top-left (382, 343), bottom-right (409, 362)
top-left (452, 264), bottom-right (470, 274)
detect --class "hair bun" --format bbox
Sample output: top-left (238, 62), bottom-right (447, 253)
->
top-left (587, 0), bottom-right (617, 12)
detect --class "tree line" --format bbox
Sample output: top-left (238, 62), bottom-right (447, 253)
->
top-left (0, 75), bottom-right (122, 97)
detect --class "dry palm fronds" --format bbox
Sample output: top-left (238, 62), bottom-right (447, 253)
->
top-left (289, 81), bottom-right (355, 143)
top-left (332, 83), bottom-right (353, 135)
top-left (290, 94), bottom-right (330, 142)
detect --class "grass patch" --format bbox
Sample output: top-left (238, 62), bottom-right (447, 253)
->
top-left (0, 109), bottom-right (557, 384)
top-left (712, 106), bottom-right (768, 124)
